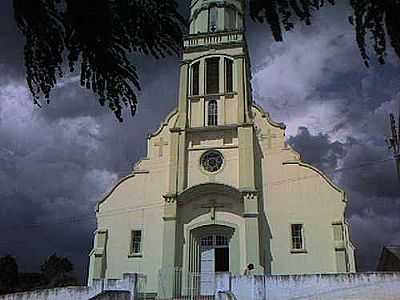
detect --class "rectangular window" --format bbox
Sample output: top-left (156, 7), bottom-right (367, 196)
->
top-left (191, 62), bottom-right (200, 95)
top-left (206, 58), bottom-right (220, 94)
top-left (333, 223), bottom-right (344, 241)
top-left (209, 6), bottom-right (218, 32)
top-left (224, 7), bottom-right (236, 30)
top-left (225, 58), bottom-right (233, 93)
top-left (130, 230), bottom-right (142, 255)
top-left (291, 224), bottom-right (304, 250)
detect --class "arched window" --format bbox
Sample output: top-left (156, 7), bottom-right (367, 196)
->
top-left (208, 100), bottom-right (218, 126)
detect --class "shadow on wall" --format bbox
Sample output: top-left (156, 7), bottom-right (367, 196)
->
top-left (255, 138), bottom-right (272, 273)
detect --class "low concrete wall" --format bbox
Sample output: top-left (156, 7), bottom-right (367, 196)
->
top-left (215, 273), bottom-right (400, 300)
top-left (265, 273), bottom-right (400, 300)
top-left (0, 274), bottom-right (145, 300)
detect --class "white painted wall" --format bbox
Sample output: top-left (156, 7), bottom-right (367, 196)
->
top-left (214, 273), bottom-right (400, 300)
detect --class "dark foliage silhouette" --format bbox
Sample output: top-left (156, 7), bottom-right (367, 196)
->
top-left (249, 0), bottom-right (400, 67)
top-left (0, 255), bottom-right (18, 295)
top-left (40, 254), bottom-right (78, 288)
top-left (12, 0), bottom-right (400, 120)
top-left (13, 0), bottom-right (185, 121)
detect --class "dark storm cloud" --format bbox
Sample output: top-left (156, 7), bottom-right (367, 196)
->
top-left (288, 127), bottom-right (347, 170)
top-left (252, 2), bottom-right (399, 273)
top-left (0, 8), bottom-right (181, 278)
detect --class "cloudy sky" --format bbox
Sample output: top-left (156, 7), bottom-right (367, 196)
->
top-left (0, 1), bottom-right (399, 281)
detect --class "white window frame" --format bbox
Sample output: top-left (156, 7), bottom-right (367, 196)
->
top-left (207, 99), bottom-right (218, 126)
top-left (129, 229), bottom-right (143, 257)
top-left (290, 224), bottom-right (306, 253)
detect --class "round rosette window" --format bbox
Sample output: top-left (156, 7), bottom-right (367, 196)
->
top-left (201, 150), bottom-right (224, 173)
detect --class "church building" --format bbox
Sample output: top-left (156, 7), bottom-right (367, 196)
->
top-left (88, 0), bottom-right (356, 297)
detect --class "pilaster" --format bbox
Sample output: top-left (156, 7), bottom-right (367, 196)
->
top-left (160, 194), bottom-right (178, 298)
top-left (176, 63), bottom-right (189, 128)
top-left (242, 190), bottom-right (264, 274)
top-left (238, 124), bottom-right (256, 190)
top-left (235, 57), bottom-right (246, 123)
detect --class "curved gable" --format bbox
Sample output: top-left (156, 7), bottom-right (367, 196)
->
top-left (282, 160), bottom-right (346, 201)
top-left (148, 109), bottom-right (178, 139)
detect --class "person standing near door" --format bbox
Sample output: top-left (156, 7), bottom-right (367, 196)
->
top-left (243, 263), bottom-right (254, 275)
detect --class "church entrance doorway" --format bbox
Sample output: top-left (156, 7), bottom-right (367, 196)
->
top-left (200, 234), bottom-right (230, 273)
top-left (199, 233), bottom-right (230, 295)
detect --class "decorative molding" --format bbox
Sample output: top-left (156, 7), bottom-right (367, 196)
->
top-left (163, 193), bottom-right (177, 204)
top-left (133, 170), bottom-right (150, 175)
top-left (184, 41), bottom-right (245, 53)
top-left (170, 127), bottom-right (184, 133)
top-left (252, 103), bottom-right (286, 129)
top-left (162, 216), bottom-right (177, 221)
top-left (188, 91), bottom-right (237, 100)
top-left (241, 190), bottom-right (258, 202)
top-left (188, 144), bottom-right (238, 151)
top-left (187, 124), bottom-right (238, 133)
top-left (243, 212), bottom-right (258, 218)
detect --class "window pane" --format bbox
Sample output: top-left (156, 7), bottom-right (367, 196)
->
top-left (131, 230), bottom-right (142, 254)
top-left (225, 59), bottom-right (233, 93)
top-left (201, 236), bottom-right (213, 246)
top-left (291, 224), bottom-right (303, 249)
top-left (216, 235), bottom-right (228, 246)
top-left (208, 100), bottom-right (218, 126)
top-left (191, 62), bottom-right (200, 95)
top-left (206, 58), bottom-right (220, 94)
top-left (209, 6), bottom-right (218, 32)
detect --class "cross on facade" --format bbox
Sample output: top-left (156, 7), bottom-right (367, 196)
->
top-left (201, 199), bottom-right (224, 221)
top-left (153, 137), bottom-right (168, 157)
top-left (259, 129), bottom-right (277, 149)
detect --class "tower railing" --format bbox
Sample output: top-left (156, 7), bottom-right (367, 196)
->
top-left (184, 31), bottom-right (244, 50)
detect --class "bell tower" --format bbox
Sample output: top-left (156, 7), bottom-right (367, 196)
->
top-left (174, 0), bottom-right (253, 129)
top-left (161, 2), bottom-right (264, 291)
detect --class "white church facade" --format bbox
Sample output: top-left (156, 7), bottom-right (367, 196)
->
top-left (88, 0), bottom-right (356, 297)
